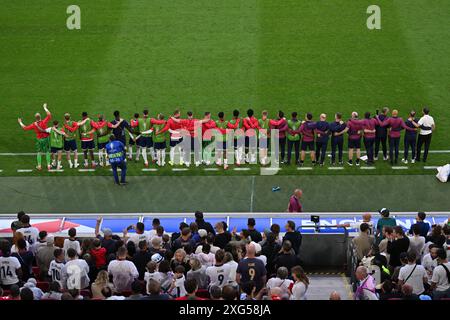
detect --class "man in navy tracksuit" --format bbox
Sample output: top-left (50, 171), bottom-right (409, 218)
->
top-left (315, 113), bottom-right (330, 166)
top-left (106, 135), bottom-right (127, 185)
top-left (374, 107), bottom-right (389, 161)
top-left (403, 111), bottom-right (419, 164)
top-left (328, 113), bottom-right (346, 165)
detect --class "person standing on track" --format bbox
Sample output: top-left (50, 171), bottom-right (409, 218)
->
top-left (403, 111), bottom-right (419, 164)
top-left (415, 107), bottom-right (435, 163)
top-left (375, 107), bottom-right (390, 161)
top-left (328, 113), bottom-right (346, 166)
top-left (314, 113), bottom-right (330, 166)
top-left (287, 189), bottom-right (303, 213)
top-left (105, 135), bottom-right (127, 186)
top-left (18, 103), bottom-right (52, 171)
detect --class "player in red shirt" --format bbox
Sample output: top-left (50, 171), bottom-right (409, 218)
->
top-left (63, 113), bottom-right (80, 169)
top-left (18, 103), bottom-right (52, 171)
top-left (128, 113), bottom-right (140, 162)
top-left (243, 109), bottom-right (260, 164)
top-left (227, 110), bottom-right (243, 165)
top-left (157, 109), bottom-right (184, 166)
top-left (202, 112), bottom-right (219, 165)
top-left (90, 115), bottom-right (123, 166)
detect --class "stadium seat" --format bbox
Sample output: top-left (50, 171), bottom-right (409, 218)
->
top-left (196, 289), bottom-right (210, 299)
top-left (36, 281), bottom-right (50, 292)
top-left (32, 266), bottom-right (41, 280)
top-left (80, 289), bottom-right (92, 298)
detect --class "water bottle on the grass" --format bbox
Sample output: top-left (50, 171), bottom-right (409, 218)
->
top-left (272, 186), bottom-right (280, 192)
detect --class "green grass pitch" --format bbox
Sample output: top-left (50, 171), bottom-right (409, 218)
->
top-left (0, 1), bottom-right (449, 212)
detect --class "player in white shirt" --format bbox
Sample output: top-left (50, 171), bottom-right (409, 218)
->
top-left (266, 267), bottom-right (294, 295)
top-left (107, 247), bottom-right (139, 293)
top-left (0, 241), bottom-right (22, 287)
top-left (206, 249), bottom-right (231, 288)
top-left (48, 248), bottom-right (65, 288)
top-left (415, 107), bottom-right (435, 163)
top-left (61, 248), bottom-right (90, 290)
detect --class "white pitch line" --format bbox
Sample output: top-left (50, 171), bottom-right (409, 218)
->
top-left (17, 169), bottom-right (32, 172)
top-left (0, 170), bottom-right (3, 173)
top-left (48, 169), bottom-right (64, 172)
top-left (78, 169), bottom-right (95, 172)
top-left (392, 166), bottom-right (408, 170)
top-left (109, 169), bottom-right (122, 172)
top-left (360, 167), bottom-right (376, 170)
top-left (204, 168), bottom-right (219, 171)
top-left (297, 167), bottom-right (313, 170)
top-left (142, 168), bottom-right (158, 172)
top-left (328, 167), bottom-right (344, 170)
top-left (172, 168), bottom-right (188, 171)
top-left (424, 166), bottom-right (438, 170)
top-left (234, 167), bottom-right (251, 171)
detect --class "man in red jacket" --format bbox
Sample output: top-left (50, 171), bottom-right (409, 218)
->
top-left (158, 109), bottom-right (183, 165)
top-left (243, 109), bottom-right (260, 164)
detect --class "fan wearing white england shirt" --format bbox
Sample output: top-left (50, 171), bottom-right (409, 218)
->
top-left (223, 251), bottom-right (238, 287)
top-left (48, 248), bottom-right (65, 288)
top-left (123, 222), bottom-right (149, 247)
top-left (206, 249), bottom-right (231, 288)
top-left (168, 265), bottom-right (187, 298)
top-left (107, 246), bottom-right (139, 293)
top-left (15, 214), bottom-right (39, 246)
top-left (0, 241), bottom-right (23, 288)
top-left (61, 248), bottom-right (90, 290)
top-left (266, 267), bottom-right (293, 295)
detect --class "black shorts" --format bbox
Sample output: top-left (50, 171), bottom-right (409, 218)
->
top-left (138, 136), bottom-right (153, 148)
top-left (301, 140), bottom-right (314, 151)
top-left (348, 138), bottom-right (361, 149)
top-left (51, 147), bottom-right (62, 153)
top-left (64, 140), bottom-right (77, 152)
top-left (98, 142), bottom-right (108, 150)
top-left (154, 142), bottom-right (166, 150)
top-left (170, 138), bottom-right (183, 147)
top-left (81, 140), bottom-right (95, 150)
top-left (129, 137), bottom-right (136, 146)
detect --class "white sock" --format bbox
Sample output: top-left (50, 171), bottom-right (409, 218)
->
top-left (68, 159), bottom-right (73, 167)
top-left (128, 146), bottom-right (133, 158)
top-left (57, 161), bottom-right (61, 168)
top-left (170, 147), bottom-right (175, 163)
top-left (136, 148), bottom-right (140, 160)
top-left (98, 150), bottom-right (104, 163)
top-left (142, 149), bottom-right (148, 164)
top-left (150, 147), bottom-right (156, 160)
top-left (162, 149), bottom-right (166, 165)
top-left (74, 157), bottom-right (78, 166)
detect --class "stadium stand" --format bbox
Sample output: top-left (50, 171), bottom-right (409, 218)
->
top-left (0, 211), bottom-right (448, 300)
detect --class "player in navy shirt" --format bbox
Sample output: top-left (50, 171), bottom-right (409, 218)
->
top-left (110, 110), bottom-right (132, 154)
top-left (106, 135), bottom-right (127, 185)
top-left (328, 113), bottom-right (346, 165)
top-left (403, 111), bottom-right (419, 164)
top-left (314, 113), bottom-right (330, 166)
top-left (374, 107), bottom-right (389, 161)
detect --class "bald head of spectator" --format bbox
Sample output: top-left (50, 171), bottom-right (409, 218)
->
top-left (355, 266), bottom-right (368, 281)
top-left (362, 213), bottom-right (372, 222)
top-left (294, 189), bottom-right (303, 199)
top-left (402, 284), bottom-right (413, 297)
top-left (246, 243), bottom-right (256, 258)
top-left (222, 285), bottom-right (237, 300)
top-left (329, 291), bottom-right (341, 300)
top-left (269, 287), bottom-right (283, 300)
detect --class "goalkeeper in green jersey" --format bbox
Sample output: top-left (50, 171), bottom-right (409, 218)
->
top-left (18, 103), bottom-right (52, 171)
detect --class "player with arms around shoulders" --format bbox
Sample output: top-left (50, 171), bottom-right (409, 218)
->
top-left (46, 120), bottom-right (68, 170)
top-left (90, 114), bottom-right (123, 167)
top-left (18, 103), bottom-right (52, 171)
top-left (62, 113), bottom-right (79, 169)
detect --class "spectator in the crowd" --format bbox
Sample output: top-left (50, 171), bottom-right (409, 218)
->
top-left (270, 224), bottom-right (283, 244)
top-left (172, 227), bottom-right (196, 252)
top-left (214, 222), bottom-right (232, 249)
top-left (149, 236), bottom-right (166, 257)
top-left (430, 248), bottom-right (450, 299)
top-left (91, 270), bottom-right (115, 299)
top-left (42, 281), bottom-right (63, 300)
top-left (194, 211), bottom-right (215, 235)
top-left (141, 280), bottom-right (170, 300)
top-left (197, 244), bottom-right (215, 267)
top-left (31, 231), bottom-right (48, 255)
top-left (282, 220), bottom-right (302, 255)
top-left (0, 240), bottom-right (22, 289)
top-left (21, 278), bottom-right (44, 300)
top-left (426, 225), bottom-right (446, 248)
top-left (144, 261), bottom-right (163, 291)
top-left (266, 266), bottom-right (293, 295)
top-left (107, 246), bottom-right (139, 293)
top-left (95, 218), bottom-right (117, 256)
top-left (126, 280), bottom-right (144, 300)
top-left (236, 243), bottom-right (267, 292)
top-left (62, 248), bottom-right (90, 290)
top-left (401, 283), bottom-right (419, 300)
top-left (274, 241), bottom-right (301, 274)
top-left (189, 222), bottom-right (201, 244)
top-left (378, 279), bottom-right (401, 300)
top-left (123, 222), bottom-right (148, 248)
top-left (63, 227), bottom-right (81, 261)
top-left (398, 252), bottom-right (428, 295)
top-left (391, 252), bottom-right (409, 284)
top-left (247, 218), bottom-right (262, 243)
top-left (126, 241), bottom-right (137, 260)
top-left (408, 224), bottom-right (426, 262)
top-left (175, 278), bottom-right (204, 300)
top-left (158, 260), bottom-right (174, 292)
top-left (290, 266), bottom-right (309, 300)
top-left (187, 257), bottom-right (208, 289)
top-left (223, 252), bottom-right (238, 287)
top-left (171, 222), bottom-right (189, 242)
top-left (133, 240), bottom-right (153, 280)
top-left (170, 248), bottom-right (191, 273)
top-left (147, 218), bottom-right (161, 240)
top-left (222, 285), bottom-right (238, 300)
top-left (11, 211), bottom-right (26, 232)
top-left (352, 223), bottom-right (375, 261)
top-left (210, 285), bottom-right (222, 300)
top-left (68, 288), bottom-right (83, 300)
top-left (262, 232), bottom-right (282, 276)
top-left (11, 238), bottom-right (34, 281)
top-left (329, 291), bottom-right (341, 300)
top-left (408, 212), bottom-right (430, 237)
top-left (387, 226), bottom-right (410, 268)
top-left (287, 189), bottom-right (303, 213)
top-left (90, 238), bottom-right (107, 279)
top-left (168, 265), bottom-right (187, 298)
top-left (354, 266), bottom-right (378, 300)
top-left (7, 284), bottom-right (21, 300)
top-left (36, 235), bottom-right (56, 280)
top-left (102, 286), bottom-right (125, 300)
top-left (19, 287), bottom-right (34, 301)
top-left (196, 233), bottom-right (219, 254)
top-left (375, 208), bottom-right (397, 243)
top-left (422, 244), bottom-right (439, 282)
top-left (378, 226), bottom-right (393, 263)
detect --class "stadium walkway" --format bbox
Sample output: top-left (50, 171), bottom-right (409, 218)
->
top-left (307, 275), bottom-right (353, 300)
